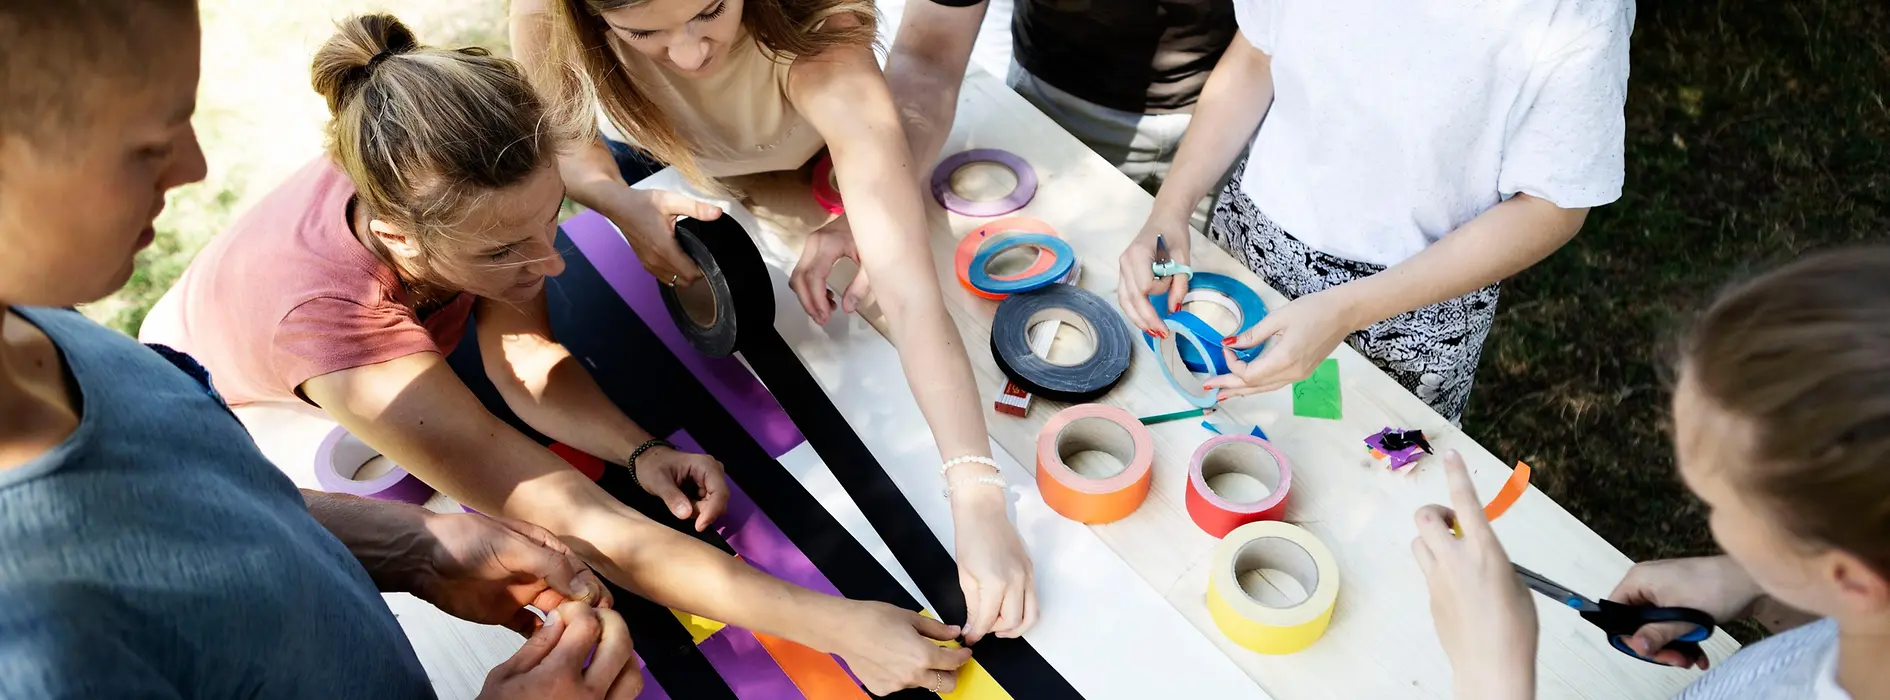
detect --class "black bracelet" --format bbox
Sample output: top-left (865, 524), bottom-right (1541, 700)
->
top-left (626, 439), bottom-right (673, 488)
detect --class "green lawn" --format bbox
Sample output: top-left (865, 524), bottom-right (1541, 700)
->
top-left (87, 0), bottom-right (1888, 638)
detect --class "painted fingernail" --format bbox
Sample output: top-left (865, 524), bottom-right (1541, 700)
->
top-left (1221, 337), bottom-right (1237, 346)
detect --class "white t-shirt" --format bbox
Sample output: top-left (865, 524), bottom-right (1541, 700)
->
top-left (1232, 0), bottom-right (1633, 267)
top-left (1677, 618), bottom-right (1848, 700)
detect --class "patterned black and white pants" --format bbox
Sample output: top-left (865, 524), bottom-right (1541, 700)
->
top-left (1206, 162), bottom-right (1500, 423)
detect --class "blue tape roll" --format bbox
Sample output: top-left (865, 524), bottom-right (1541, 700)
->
top-left (969, 234), bottom-right (1076, 296)
top-left (1150, 272), bottom-right (1268, 373)
top-left (1144, 312), bottom-right (1220, 408)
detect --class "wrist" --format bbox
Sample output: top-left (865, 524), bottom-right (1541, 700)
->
top-left (367, 509), bottom-right (443, 595)
top-left (1323, 280), bottom-right (1379, 332)
top-left (598, 186), bottom-right (652, 230)
top-left (1148, 196), bottom-right (1200, 232)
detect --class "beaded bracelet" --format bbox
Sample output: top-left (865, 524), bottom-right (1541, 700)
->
top-left (943, 474), bottom-right (1007, 500)
top-left (939, 455), bottom-right (1000, 476)
top-left (626, 438), bottom-right (674, 488)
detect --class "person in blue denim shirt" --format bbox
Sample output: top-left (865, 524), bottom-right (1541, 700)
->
top-left (0, 2), bottom-right (637, 698)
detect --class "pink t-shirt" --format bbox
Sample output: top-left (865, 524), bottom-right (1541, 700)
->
top-left (140, 159), bottom-right (474, 406)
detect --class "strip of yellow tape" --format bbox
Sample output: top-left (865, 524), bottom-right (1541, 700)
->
top-left (922, 610), bottom-right (1015, 700)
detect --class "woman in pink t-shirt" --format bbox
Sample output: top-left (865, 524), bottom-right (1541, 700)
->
top-left (141, 13), bottom-right (979, 689)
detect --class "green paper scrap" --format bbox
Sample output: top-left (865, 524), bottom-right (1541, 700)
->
top-left (1292, 358), bottom-right (1343, 420)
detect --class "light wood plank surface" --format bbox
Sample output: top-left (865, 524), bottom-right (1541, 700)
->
top-left (661, 67), bottom-right (1740, 699)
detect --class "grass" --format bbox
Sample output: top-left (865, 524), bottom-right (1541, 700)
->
top-left (85, 0), bottom-right (1888, 638)
top-left (1464, 0), bottom-right (1889, 599)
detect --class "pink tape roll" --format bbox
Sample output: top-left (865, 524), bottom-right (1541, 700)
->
top-left (313, 425), bottom-right (434, 504)
top-left (812, 154), bottom-right (844, 214)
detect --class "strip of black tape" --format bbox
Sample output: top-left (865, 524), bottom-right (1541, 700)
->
top-left (553, 235), bottom-right (934, 699)
top-left (672, 216), bottom-right (1081, 699)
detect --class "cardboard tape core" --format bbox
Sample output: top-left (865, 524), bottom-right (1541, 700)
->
top-left (1201, 441), bottom-right (1281, 504)
top-left (1233, 536), bottom-right (1317, 609)
top-left (1207, 521), bottom-right (1339, 655)
top-left (1055, 416), bottom-right (1135, 480)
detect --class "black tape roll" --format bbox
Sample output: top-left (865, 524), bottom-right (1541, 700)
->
top-left (661, 217), bottom-right (775, 358)
top-left (991, 284), bottom-right (1133, 403)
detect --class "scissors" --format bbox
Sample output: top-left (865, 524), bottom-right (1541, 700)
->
top-left (1151, 235), bottom-right (1195, 278)
top-left (1513, 564), bottom-right (1715, 666)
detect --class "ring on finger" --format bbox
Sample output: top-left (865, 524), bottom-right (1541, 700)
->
top-left (668, 273), bottom-right (680, 287)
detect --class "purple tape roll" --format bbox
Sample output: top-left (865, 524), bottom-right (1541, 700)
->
top-left (930, 148), bottom-right (1037, 217)
top-left (312, 425), bottom-right (434, 504)
top-left (563, 212), bottom-right (805, 459)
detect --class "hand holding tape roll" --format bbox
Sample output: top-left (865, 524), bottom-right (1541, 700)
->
top-left (1151, 272), bottom-right (1269, 375)
top-left (1145, 312), bottom-right (1222, 408)
top-left (314, 425), bottom-right (434, 504)
top-left (660, 217), bottom-right (775, 358)
top-left (1207, 521), bottom-right (1340, 655)
top-left (1035, 405), bottom-right (1153, 524)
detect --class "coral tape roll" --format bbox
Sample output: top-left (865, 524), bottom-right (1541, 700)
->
top-left (1151, 272), bottom-right (1268, 375)
top-left (954, 217), bottom-right (1071, 301)
top-left (313, 425), bottom-right (434, 504)
top-left (1035, 404), bottom-right (1154, 524)
top-left (1145, 311), bottom-right (1221, 408)
top-left (991, 284), bottom-right (1133, 403)
top-left (660, 218), bottom-right (775, 358)
top-left (811, 153), bottom-right (843, 214)
top-left (1186, 434), bottom-right (1293, 538)
top-left (968, 234), bottom-right (1076, 296)
top-left (931, 148), bottom-right (1038, 217)
top-left (1206, 521), bottom-right (1340, 655)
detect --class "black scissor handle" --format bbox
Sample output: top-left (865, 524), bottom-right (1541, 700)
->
top-left (1590, 600), bottom-right (1715, 665)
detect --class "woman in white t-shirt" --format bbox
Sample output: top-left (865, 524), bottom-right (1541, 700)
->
top-left (1416, 249), bottom-right (1890, 700)
top-left (1118, 0), bottom-right (1632, 421)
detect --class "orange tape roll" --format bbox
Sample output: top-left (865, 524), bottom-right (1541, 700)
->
top-left (954, 217), bottom-right (1061, 301)
top-left (1035, 404), bottom-right (1154, 524)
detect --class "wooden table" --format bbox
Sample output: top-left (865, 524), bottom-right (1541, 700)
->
top-left (238, 66), bottom-right (1738, 699)
top-left (657, 67), bottom-right (1740, 699)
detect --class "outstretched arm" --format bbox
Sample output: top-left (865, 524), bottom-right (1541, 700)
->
top-left (788, 20), bottom-right (1037, 644)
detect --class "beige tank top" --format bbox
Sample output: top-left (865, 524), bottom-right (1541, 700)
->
top-left (608, 32), bottom-right (827, 178)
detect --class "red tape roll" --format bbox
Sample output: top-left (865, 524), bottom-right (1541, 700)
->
top-left (1186, 434), bottom-right (1294, 538)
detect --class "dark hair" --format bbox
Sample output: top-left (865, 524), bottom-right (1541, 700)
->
top-left (0, 0), bottom-right (197, 140)
top-left (537, 0), bottom-right (876, 185)
top-left (1683, 247), bottom-right (1890, 576)
top-left (311, 14), bottom-right (573, 267)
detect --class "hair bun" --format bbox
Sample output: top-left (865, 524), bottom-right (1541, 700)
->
top-left (310, 13), bottom-right (420, 116)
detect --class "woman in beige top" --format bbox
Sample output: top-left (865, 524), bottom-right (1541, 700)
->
top-left (511, 0), bottom-right (1036, 671)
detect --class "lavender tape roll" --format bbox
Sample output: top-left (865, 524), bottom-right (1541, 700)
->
top-left (313, 425), bottom-right (434, 504)
top-left (930, 148), bottom-right (1037, 217)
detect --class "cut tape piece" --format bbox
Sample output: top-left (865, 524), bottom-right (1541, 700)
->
top-left (699, 627), bottom-right (806, 699)
top-left (1484, 462), bottom-right (1533, 522)
top-left (1035, 405), bottom-right (1155, 524)
top-left (992, 285), bottom-right (1132, 403)
top-left (671, 610), bottom-right (727, 645)
top-left (931, 148), bottom-right (1038, 217)
top-left (967, 234), bottom-right (1075, 297)
top-left (1207, 521), bottom-right (1340, 655)
top-left (1186, 435), bottom-right (1294, 538)
top-left (313, 425), bottom-right (434, 504)
top-left (1291, 358), bottom-right (1343, 419)
top-left (1145, 313), bottom-right (1221, 408)
top-left (753, 630), bottom-right (869, 700)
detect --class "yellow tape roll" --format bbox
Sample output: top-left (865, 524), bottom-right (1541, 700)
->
top-left (1206, 521), bottom-right (1339, 655)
